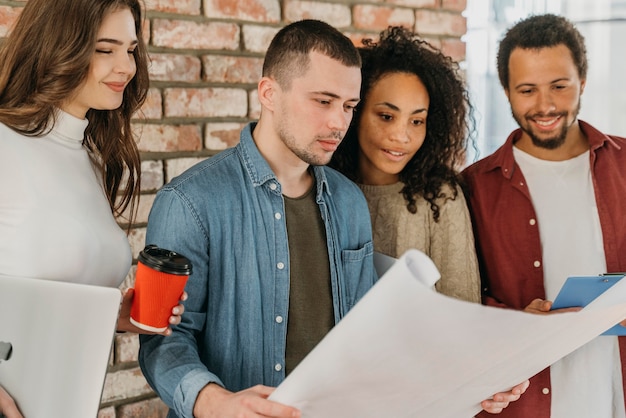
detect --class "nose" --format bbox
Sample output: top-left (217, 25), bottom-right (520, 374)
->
top-left (115, 52), bottom-right (136, 76)
top-left (535, 89), bottom-right (556, 114)
top-left (328, 105), bottom-right (350, 132)
top-left (389, 121), bottom-right (410, 144)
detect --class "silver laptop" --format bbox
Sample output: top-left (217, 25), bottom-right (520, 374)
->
top-left (0, 275), bottom-right (121, 418)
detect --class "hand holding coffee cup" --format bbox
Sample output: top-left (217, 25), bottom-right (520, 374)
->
top-left (130, 245), bottom-right (192, 333)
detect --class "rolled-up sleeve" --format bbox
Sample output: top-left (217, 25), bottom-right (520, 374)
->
top-left (138, 187), bottom-right (222, 418)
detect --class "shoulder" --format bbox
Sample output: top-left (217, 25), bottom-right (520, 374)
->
top-left (319, 167), bottom-right (370, 213)
top-left (162, 147), bottom-right (240, 193)
top-left (321, 166), bottom-right (361, 191)
top-left (434, 183), bottom-right (469, 214)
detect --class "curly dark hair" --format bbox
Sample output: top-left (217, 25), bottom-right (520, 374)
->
top-left (329, 26), bottom-right (475, 222)
top-left (497, 14), bottom-right (587, 90)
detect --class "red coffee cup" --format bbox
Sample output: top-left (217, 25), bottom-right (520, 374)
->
top-left (130, 245), bottom-right (192, 332)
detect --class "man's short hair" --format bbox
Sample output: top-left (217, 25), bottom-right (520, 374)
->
top-left (497, 14), bottom-right (588, 90)
top-left (262, 19), bottom-right (361, 90)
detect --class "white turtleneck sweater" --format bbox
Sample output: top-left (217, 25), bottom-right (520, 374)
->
top-left (0, 110), bottom-right (131, 287)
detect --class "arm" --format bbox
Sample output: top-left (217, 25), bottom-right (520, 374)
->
top-left (192, 383), bottom-right (299, 418)
top-left (137, 188), bottom-right (299, 418)
top-left (0, 385), bottom-right (22, 418)
top-left (138, 188), bottom-right (220, 417)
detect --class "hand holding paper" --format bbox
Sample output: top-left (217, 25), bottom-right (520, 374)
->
top-left (270, 250), bottom-right (626, 418)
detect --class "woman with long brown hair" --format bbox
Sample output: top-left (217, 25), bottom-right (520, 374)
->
top-left (0, 0), bottom-right (181, 415)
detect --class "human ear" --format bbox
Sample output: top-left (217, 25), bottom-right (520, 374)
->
top-left (257, 76), bottom-right (278, 111)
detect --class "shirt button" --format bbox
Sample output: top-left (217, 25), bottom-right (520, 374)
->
top-left (274, 212), bottom-right (282, 220)
top-left (520, 181), bottom-right (525, 187)
top-left (277, 262), bottom-right (285, 270)
top-left (534, 260), bottom-right (541, 268)
top-left (269, 183), bottom-right (277, 191)
top-left (529, 218), bottom-right (536, 226)
top-left (274, 363), bottom-right (282, 372)
top-left (542, 387), bottom-right (550, 395)
top-left (275, 315), bottom-right (283, 324)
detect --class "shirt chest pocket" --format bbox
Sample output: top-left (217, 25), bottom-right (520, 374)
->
top-left (339, 241), bottom-right (375, 313)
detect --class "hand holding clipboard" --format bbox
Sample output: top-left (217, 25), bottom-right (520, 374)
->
top-left (551, 274), bottom-right (626, 335)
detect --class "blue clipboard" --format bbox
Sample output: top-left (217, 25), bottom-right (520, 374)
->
top-left (551, 274), bottom-right (626, 335)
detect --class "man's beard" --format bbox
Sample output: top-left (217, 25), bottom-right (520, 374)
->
top-left (277, 124), bottom-right (342, 167)
top-left (512, 100), bottom-right (581, 150)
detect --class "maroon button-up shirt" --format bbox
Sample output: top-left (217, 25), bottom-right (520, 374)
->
top-left (462, 120), bottom-right (626, 418)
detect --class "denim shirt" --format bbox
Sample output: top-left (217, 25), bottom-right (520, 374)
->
top-left (139, 123), bottom-right (376, 418)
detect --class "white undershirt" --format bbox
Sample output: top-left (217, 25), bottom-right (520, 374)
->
top-left (0, 110), bottom-right (131, 287)
top-left (514, 146), bottom-right (624, 418)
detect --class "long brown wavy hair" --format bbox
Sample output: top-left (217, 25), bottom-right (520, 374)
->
top-left (0, 0), bottom-right (149, 224)
top-left (330, 26), bottom-right (476, 222)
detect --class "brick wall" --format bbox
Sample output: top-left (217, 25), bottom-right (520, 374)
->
top-left (0, 0), bottom-right (466, 416)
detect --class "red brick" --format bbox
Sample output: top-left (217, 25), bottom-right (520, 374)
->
top-left (116, 192), bottom-right (155, 226)
top-left (353, 5), bottom-right (414, 31)
top-left (137, 124), bottom-right (203, 152)
top-left (441, 37), bottom-right (466, 62)
top-left (102, 367), bottom-right (154, 403)
top-left (149, 53), bottom-right (202, 82)
top-left (242, 24), bottom-right (280, 53)
top-left (165, 157), bottom-right (208, 182)
top-left (415, 10), bottom-right (467, 37)
top-left (387, 0), bottom-right (437, 7)
top-left (442, 0), bottom-right (467, 12)
top-left (117, 397), bottom-right (169, 418)
top-left (118, 193), bottom-right (155, 226)
top-left (164, 88), bottom-right (248, 118)
top-left (128, 228), bottom-right (147, 260)
top-left (144, 0), bottom-right (201, 14)
top-left (135, 88), bottom-right (163, 120)
top-left (202, 55), bottom-right (263, 84)
top-left (204, 0), bottom-right (280, 22)
top-left (140, 160), bottom-right (165, 192)
top-left (249, 90), bottom-right (261, 119)
top-left (115, 333), bottom-right (140, 364)
top-left (205, 122), bottom-right (247, 150)
top-left (0, 6), bottom-right (22, 37)
top-left (284, 0), bottom-right (351, 27)
top-left (151, 19), bottom-right (239, 50)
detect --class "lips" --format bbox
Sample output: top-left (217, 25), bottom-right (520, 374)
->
top-left (104, 82), bottom-right (127, 93)
top-left (530, 114), bottom-right (563, 131)
top-left (382, 148), bottom-right (407, 162)
top-left (318, 140), bottom-right (340, 152)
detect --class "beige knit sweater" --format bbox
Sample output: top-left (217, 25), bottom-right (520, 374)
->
top-left (359, 182), bottom-right (481, 303)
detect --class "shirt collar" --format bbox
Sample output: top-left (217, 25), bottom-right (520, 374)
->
top-left (237, 122), bottom-right (330, 195)
top-left (48, 109), bottom-right (88, 149)
top-left (483, 120), bottom-right (619, 179)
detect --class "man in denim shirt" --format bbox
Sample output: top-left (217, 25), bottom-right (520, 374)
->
top-left (139, 20), bottom-right (527, 418)
top-left (139, 20), bottom-right (373, 418)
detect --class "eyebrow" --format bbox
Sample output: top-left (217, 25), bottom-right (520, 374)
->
top-left (514, 77), bottom-right (571, 89)
top-left (96, 38), bottom-right (138, 46)
top-left (312, 91), bottom-right (360, 103)
top-left (375, 101), bottom-right (427, 114)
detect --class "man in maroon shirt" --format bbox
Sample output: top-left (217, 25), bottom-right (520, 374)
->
top-left (463, 14), bottom-right (626, 418)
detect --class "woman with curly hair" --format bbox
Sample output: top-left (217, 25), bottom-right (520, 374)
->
top-left (330, 26), bottom-right (480, 302)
